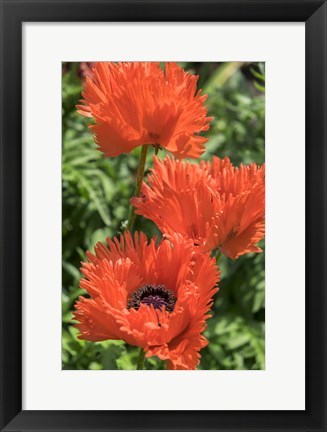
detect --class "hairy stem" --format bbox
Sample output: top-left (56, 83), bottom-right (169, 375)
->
top-left (126, 145), bottom-right (148, 231)
top-left (136, 348), bottom-right (146, 370)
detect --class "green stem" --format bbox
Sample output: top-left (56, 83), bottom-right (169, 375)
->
top-left (136, 348), bottom-right (146, 370)
top-left (126, 145), bottom-right (148, 231)
top-left (216, 250), bottom-right (223, 264)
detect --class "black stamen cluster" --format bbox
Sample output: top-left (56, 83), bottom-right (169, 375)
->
top-left (127, 284), bottom-right (176, 313)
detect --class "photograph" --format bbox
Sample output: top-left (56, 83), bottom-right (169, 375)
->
top-left (62, 61), bottom-right (265, 371)
top-left (2, 0), bottom-right (326, 429)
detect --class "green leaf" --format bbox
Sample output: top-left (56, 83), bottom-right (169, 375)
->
top-left (254, 81), bottom-right (265, 93)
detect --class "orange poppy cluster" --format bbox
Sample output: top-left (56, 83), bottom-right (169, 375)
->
top-left (73, 232), bottom-right (219, 369)
top-left (77, 62), bottom-right (212, 158)
top-left (132, 155), bottom-right (265, 259)
top-left (73, 62), bottom-right (265, 370)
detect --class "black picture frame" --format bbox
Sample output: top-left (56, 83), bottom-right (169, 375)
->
top-left (0, 0), bottom-right (326, 431)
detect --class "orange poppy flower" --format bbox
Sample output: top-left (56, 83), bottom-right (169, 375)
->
top-left (76, 62), bottom-right (213, 159)
top-left (73, 231), bottom-right (219, 370)
top-left (131, 156), bottom-right (265, 259)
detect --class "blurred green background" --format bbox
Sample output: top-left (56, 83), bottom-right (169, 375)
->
top-left (62, 62), bottom-right (265, 370)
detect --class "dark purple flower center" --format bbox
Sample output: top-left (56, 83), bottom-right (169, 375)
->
top-left (127, 284), bottom-right (176, 313)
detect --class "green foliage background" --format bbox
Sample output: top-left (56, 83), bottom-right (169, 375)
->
top-left (62, 62), bottom-right (265, 370)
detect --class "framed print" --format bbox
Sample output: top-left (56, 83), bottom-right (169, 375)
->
top-left (0, 0), bottom-right (326, 431)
